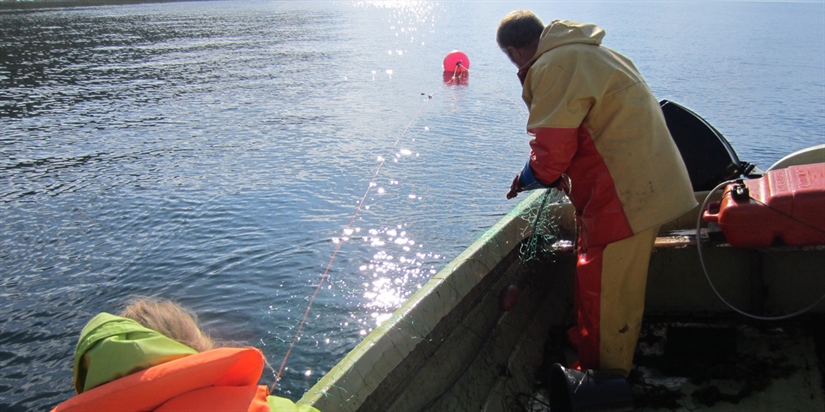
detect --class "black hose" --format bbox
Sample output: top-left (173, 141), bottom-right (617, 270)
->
top-left (696, 180), bottom-right (825, 320)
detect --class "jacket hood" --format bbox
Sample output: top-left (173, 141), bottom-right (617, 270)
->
top-left (529, 20), bottom-right (605, 67)
top-left (73, 313), bottom-right (197, 394)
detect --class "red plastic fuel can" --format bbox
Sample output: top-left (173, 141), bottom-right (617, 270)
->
top-left (703, 162), bottom-right (825, 248)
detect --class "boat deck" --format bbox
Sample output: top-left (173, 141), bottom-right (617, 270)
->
top-left (632, 316), bottom-right (824, 411)
top-left (515, 232), bottom-right (825, 411)
top-left (432, 233), bottom-right (825, 411)
top-left (520, 315), bottom-right (825, 411)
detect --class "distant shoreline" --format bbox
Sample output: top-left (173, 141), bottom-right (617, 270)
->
top-left (0, 0), bottom-right (191, 11)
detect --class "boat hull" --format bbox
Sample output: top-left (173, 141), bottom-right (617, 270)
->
top-left (299, 188), bottom-right (825, 411)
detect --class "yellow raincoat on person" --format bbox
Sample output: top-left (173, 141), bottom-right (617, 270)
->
top-left (515, 20), bottom-right (697, 374)
top-left (518, 19), bottom-right (696, 248)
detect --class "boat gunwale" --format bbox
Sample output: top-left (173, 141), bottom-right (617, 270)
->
top-left (298, 190), bottom-right (557, 410)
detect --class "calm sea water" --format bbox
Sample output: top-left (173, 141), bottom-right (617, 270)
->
top-left (1, 1), bottom-right (823, 410)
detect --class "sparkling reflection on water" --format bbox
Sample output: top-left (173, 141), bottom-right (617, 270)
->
top-left (1, 1), bottom-right (823, 410)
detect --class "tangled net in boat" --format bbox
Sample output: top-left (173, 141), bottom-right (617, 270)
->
top-left (515, 187), bottom-right (568, 266)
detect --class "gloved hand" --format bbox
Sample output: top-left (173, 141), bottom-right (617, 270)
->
top-left (506, 173), bottom-right (523, 199)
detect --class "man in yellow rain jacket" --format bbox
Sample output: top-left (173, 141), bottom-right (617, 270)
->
top-left (497, 11), bottom-right (697, 376)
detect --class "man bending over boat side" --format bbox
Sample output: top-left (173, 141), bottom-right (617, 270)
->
top-left (50, 297), bottom-right (320, 412)
top-left (497, 10), bottom-right (697, 377)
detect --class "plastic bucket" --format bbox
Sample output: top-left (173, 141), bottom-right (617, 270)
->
top-left (548, 363), bottom-right (634, 412)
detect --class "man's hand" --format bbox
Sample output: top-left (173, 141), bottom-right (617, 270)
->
top-left (506, 173), bottom-right (523, 199)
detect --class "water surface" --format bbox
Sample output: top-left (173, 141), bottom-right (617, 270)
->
top-left (1, 1), bottom-right (823, 410)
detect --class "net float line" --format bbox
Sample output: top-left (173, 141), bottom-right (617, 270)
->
top-left (273, 92), bottom-right (434, 390)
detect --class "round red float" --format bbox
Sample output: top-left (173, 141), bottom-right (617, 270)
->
top-left (443, 50), bottom-right (470, 73)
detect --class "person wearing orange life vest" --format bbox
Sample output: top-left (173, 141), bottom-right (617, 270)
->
top-left (51, 298), bottom-right (320, 412)
top-left (497, 11), bottom-right (697, 376)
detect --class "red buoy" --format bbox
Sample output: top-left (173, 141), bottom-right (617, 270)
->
top-left (443, 50), bottom-right (469, 85)
top-left (443, 50), bottom-right (470, 73)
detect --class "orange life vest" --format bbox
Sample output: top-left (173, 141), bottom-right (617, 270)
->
top-left (51, 347), bottom-right (270, 412)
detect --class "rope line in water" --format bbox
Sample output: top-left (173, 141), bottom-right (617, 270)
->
top-left (273, 93), bottom-right (434, 390)
top-left (274, 64), bottom-right (536, 391)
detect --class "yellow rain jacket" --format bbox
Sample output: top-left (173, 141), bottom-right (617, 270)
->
top-left (517, 20), bottom-right (696, 248)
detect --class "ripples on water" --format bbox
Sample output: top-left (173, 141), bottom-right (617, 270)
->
top-left (0, 2), bottom-right (523, 409)
top-left (1, 1), bottom-right (823, 410)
